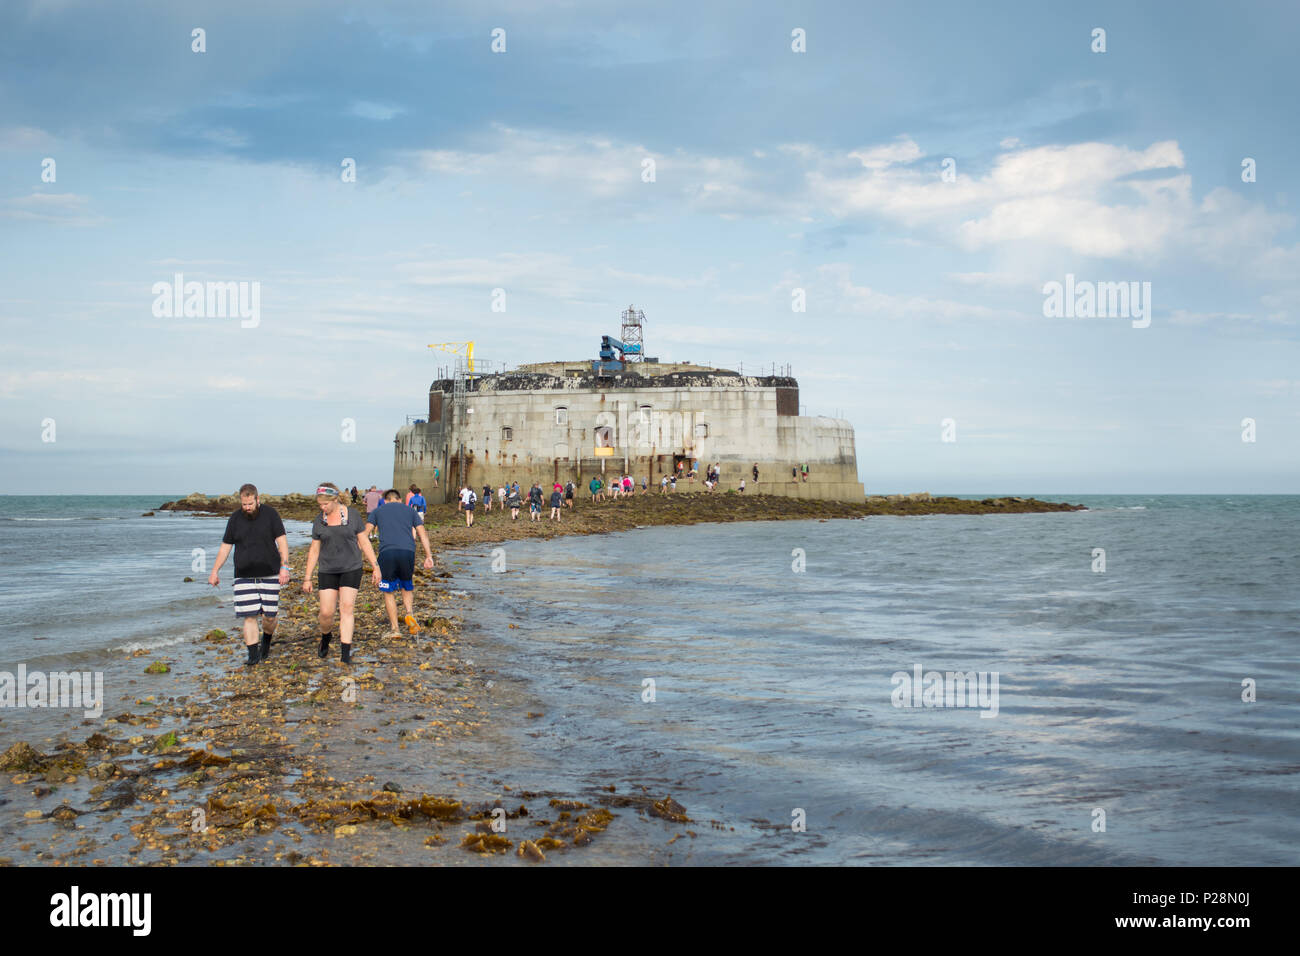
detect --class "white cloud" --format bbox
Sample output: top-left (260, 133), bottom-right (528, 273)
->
top-left (153, 258), bottom-right (241, 267)
top-left (817, 263), bottom-right (1013, 322)
top-left (407, 127), bottom-right (1296, 277)
top-left (409, 124), bottom-right (802, 216)
top-left (394, 251), bottom-right (590, 301)
top-left (1166, 309), bottom-right (1257, 326)
top-left (806, 141), bottom-right (1187, 255)
top-left (849, 137), bottom-right (923, 170)
top-left (390, 250), bottom-right (723, 304)
top-left (206, 376), bottom-right (253, 390)
top-left (193, 127), bottom-right (250, 149)
top-left (0, 126), bottom-right (55, 150)
top-left (603, 266), bottom-right (718, 289)
top-left (349, 100), bottom-right (406, 121)
top-left (945, 271), bottom-right (1031, 290)
top-left (0, 367), bottom-right (138, 398)
top-left (1, 192), bottom-right (102, 226)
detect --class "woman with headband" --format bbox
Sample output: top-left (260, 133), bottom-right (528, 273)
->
top-left (303, 481), bottom-right (381, 664)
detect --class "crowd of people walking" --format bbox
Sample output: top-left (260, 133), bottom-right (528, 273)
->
top-left (210, 480), bottom-right (435, 669)
top-left (211, 461), bottom-right (814, 668)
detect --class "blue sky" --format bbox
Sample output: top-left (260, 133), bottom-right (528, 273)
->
top-left (1, 0), bottom-right (1297, 495)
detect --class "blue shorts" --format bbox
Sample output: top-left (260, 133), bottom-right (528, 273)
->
top-left (378, 549), bottom-right (415, 591)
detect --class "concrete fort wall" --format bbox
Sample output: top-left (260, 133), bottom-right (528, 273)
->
top-left (393, 375), bottom-right (865, 502)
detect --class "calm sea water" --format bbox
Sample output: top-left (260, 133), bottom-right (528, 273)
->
top-left (2, 494), bottom-right (1297, 865)
top-left (449, 495), bottom-right (1300, 865)
top-left (0, 496), bottom-right (311, 669)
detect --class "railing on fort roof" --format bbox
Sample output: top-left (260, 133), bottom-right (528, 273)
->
top-left (434, 360), bottom-right (509, 381)
top-left (405, 414), bottom-right (428, 425)
top-left (736, 362), bottom-right (793, 377)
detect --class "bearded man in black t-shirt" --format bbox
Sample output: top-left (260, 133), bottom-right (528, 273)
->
top-left (209, 483), bottom-right (289, 666)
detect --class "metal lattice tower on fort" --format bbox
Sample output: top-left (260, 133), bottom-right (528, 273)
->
top-left (621, 305), bottom-right (645, 363)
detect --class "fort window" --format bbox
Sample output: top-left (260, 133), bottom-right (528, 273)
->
top-left (638, 404), bottom-right (652, 423)
top-left (555, 406), bottom-right (568, 425)
top-left (501, 426), bottom-right (513, 441)
top-left (695, 423), bottom-right (710, 438)
top-left (595, 425), bottom-right (614, 448)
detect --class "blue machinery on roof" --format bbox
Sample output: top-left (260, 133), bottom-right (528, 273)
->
top-left (592, 334), bottom-right (641, 375)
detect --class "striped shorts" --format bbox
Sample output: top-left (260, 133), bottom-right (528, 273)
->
top-left (233, 577), bottom-right (280, 618)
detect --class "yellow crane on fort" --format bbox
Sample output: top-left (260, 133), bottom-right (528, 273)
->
top-left (427, 341), bottom-right (474, 373)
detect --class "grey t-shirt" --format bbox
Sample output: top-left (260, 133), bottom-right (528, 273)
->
top-left (311, 505), bottom-right (367, 573)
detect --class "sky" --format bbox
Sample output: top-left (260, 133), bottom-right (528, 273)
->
top-left (1, 0), bottom-right (1297, 495)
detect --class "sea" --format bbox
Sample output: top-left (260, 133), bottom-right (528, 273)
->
top-left (0, 496), bottom-right (313, 671)
top-left (2, 494), bottom-right (1297, 865)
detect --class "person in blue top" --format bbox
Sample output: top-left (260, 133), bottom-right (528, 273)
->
top-left (549, 486), bottom-right (563, 521)
top-left (365, 489), bottom-right (435, 638)
top-left (408, 487), bottom-right (427, 520)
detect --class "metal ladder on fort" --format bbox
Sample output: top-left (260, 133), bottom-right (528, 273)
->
top-left (428, 342), bottom-right (474, 492)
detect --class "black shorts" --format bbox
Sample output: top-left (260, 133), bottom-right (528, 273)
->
top-left (318, 568), bottom-right (363, 590)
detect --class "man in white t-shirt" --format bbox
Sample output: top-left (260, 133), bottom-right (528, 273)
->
top-left (459, 486), bottom-right (476, 526)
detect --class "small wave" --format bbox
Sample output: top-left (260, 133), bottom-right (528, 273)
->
top-left (115, 634), bottom-right (191, 655)
top-left (0, 515), bottom-right (144, 523)
top-left (0, 516), bottom-right (82, 522)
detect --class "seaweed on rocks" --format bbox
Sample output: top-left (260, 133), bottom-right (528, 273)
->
top-left (461, 832), bottom-right (512, 854)
top-left (4, 534), bottom-right (638, 866)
